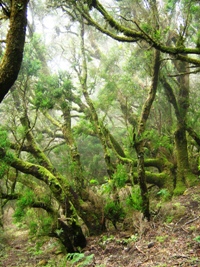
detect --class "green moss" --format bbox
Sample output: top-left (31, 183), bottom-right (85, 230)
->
top-left (173, 183), bottom-right (186, 195)
top-left (156, 235), bottom-right (168, 243)
top-left (186, 173), bottom-right (199, 187)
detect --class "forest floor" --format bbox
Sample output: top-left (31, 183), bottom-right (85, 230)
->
top-left (1, 185), bottom-right (200, 267)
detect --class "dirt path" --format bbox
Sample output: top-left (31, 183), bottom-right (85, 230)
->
top-left (1, 186), bottom-right (200, 267)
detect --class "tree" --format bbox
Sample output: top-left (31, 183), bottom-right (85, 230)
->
top-left (0, 0), bottom-right (29, 102)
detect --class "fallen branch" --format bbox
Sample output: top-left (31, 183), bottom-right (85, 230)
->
top-left (184, 216), bottom-right (200, 226)
top-left (181, 226), bottom-right (189, 233)
top-left (171, 254), bottom-right (189, 259)
top-left (135, 245), bottom-right (145, 255)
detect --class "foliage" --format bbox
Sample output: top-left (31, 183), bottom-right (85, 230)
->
top-left (120, 234), bottom-right (138, 245)
top-left (34, 75), bottom-right (60, 109)
top-left (13, 189), bottom-right (54, 236)
top-left (193, 235), bottom-right (200, 243)
top-left (113, 164), bottom-right (128, 188)
top-left (66, 253), bottom-right (94, 267)
top-left (89, 179), bottom-right (99, 186)
top-left (0, 127), bottom-right (10, 149)
top-left (21, 34), bottom-right (43, 77)
top-left (104, 201), bottom-right (125, 227)
top-left (126, 186), bottom-right (143, 211)
top-left (100, 234), bottom-right (115, 243)
top-left (145, 130), bottom-right (173, 154)
top-left (156, 235), bottom-right (168, 243)
top-left (77, 134), bottom-right (106, 183)
top-left (157, 189), bottom-right (171, 202)
top-left (13, 190), bottom-right (36, 222)
top-left (33, 73), bottom-right (73, 110)
top-left (165, 215), bottom-right (174, 223)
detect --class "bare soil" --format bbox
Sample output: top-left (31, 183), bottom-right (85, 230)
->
top-left (1, 185), bottom-right (200, 267)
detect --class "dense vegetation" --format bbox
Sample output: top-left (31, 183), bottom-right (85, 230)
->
top-left (1, 0), bottom-right (200, 253)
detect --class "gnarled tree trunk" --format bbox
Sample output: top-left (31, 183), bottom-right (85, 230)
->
top-left (0, 0), bottom-right (28, 102)
top-left (134, 49), bottom-right (160, 220)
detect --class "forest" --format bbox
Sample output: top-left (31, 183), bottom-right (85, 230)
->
top-left (1, 0), bottom-right (200, 266)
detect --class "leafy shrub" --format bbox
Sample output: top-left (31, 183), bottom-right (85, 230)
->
top-left (104, 201), bottom-right (125, 228)
top-left (66, 253), bottom-right (94, 267)
top-left (113, 164), bottom-right (128, 188)
top-left (157, 189), bottom-right (171, 201)
top-left (126, 186), bottom-right (143, 211)
top-left (13, 189), bottom-right (54, 237)
top-left (29, 220), bottom-right (38, 235)
top-left (13, 190), bottom-right (36, 222)
top-left (0, 127), bottom-right (10, 148)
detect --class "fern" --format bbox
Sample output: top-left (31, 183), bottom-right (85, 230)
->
top-left (66, 253), bottom-right (94, 267)
top-left (113, 164), bottom-right (128, 188)
top-left (126, 186), bottom-right (143, 211)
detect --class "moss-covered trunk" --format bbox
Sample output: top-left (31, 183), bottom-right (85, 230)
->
top-left (61, 102), bottom-right (84, 189)
top-left (0, 0), bottom-right (28, 102)
top-left (173, 58), bottom-right (197, 194)
top-left (134, 49), bottom-right (160, 220)
top-left (174, 126), bottom-right (190, 192)
top-left (134, 140), bottom-right (150, 219)
top-left (161, 55), bottom-right (197, 194)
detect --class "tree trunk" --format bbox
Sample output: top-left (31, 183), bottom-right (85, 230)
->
top-left (134, 49), bottom-right (160, 221)
top-left (173, 57), bottom-right (197, 194)
top-left (57, 218), bottom-right (87, 252)
top-left (161, 56), bottom-right (197, 195)
top-left (134, 139), bottom-right (150, 220)
top-left (0, 0), bottom-right (28, 102)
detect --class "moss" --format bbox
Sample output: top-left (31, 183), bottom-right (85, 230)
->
top-left (186, 173), bottom-right (199, 187)
top-left (173, 183), bottom-right (186, 195)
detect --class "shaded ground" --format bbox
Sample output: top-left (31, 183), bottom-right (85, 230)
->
top-left (1, 185), bottom-right (200, 267)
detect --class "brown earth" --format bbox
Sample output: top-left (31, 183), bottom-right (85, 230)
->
top-left (1, 185), bottom-right (200, 267)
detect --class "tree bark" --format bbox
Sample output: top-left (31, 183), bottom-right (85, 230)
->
top-left (0, 0), bottom-right (28, 102)
top-left (161, 56), bottom-right (197, 194)
top-left (134, 49), bottom-right (160, 221)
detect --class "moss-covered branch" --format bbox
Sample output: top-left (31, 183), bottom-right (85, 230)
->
top-left (12, 158), bottom-right (63, 195)
top-left (0, 148), bottom-right (64, 202)
top-left (19, 113), bottom-right (57, 174)
top-left (70, 0), bottom-right (200, 66)
top-left (30, 201), bottom-right (56, 214)
top-left (43, 111), bottom-right (62, 128)
top-left (102, 126), bottom-right (126, 159)
top-left (131, 171), bottom-right (173, 190)
top-left (144, 158), bottom-right (169, 172)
